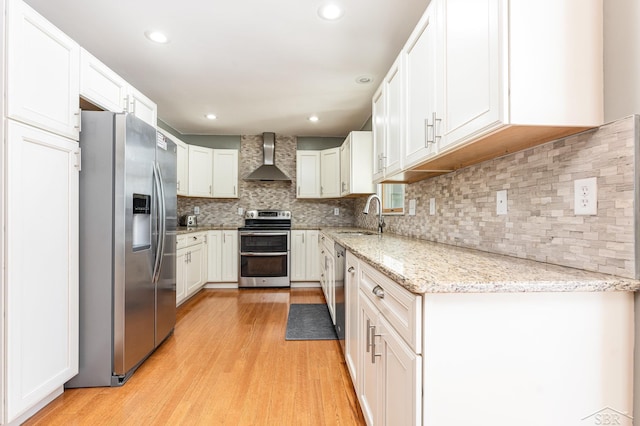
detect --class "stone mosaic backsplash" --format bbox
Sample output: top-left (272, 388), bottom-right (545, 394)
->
top-left (178, 134), bottom-right (356, 228)
top-left (356, 116), bottom-right (639, 279)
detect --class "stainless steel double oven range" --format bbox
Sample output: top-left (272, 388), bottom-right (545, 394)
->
top-left (238, 210), bottom-right (291, 288)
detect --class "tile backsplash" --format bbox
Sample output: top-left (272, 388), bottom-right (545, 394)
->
top-left (356, 116), bottom-right (639, 279)
top-left (178, 134), bottom-right (356, 228)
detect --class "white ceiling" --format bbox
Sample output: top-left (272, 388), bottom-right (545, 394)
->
top-left (24, 0), bottom-right (430, 137)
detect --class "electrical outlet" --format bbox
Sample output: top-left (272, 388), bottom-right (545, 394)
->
top-left (238, 207), bottom-right (244, 216)
top-left (409, 199), bottom-right (416, 216)
top-left (429, 198), bottom-right (435, 215)
top-left (334, 208), bottom-right (340, 216)
top-left (496, 190), bottom-right (508, 215)
top-left (574, 177), bottom-right (597, 215)
top-left (194, 206), bottom-right (200, 215)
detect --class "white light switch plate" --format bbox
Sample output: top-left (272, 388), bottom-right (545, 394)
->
top-left (496, 190), bottom-right (507, 215)
top-left (574, 177), bottom-right (597, 215)
top-left (409, 199), bottom-right (416, 216)
top-left (194, 206), bottom-right (200, 215)
top-left (429, 198), bottom-right (435, 215)
top-left (334, 208), bottom-right (340, 216)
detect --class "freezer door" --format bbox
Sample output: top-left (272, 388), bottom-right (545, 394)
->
top-left (154, 133), bottom-right (177, 345)
top-left (113, 114), bottom-right (157, 376)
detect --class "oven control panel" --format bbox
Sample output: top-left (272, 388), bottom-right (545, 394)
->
top-left (244, 210), bottom-right (291, 219)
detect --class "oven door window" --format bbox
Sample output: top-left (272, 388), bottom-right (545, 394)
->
top-left (240, 233), bottom-right (288, 253)
top-left (240, 254), bottom-right (288, 278)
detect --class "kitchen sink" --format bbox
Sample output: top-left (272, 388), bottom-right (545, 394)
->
top-left (337, 231), bottom-right (378, 236)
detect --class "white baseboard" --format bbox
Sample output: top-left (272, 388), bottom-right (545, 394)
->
top-left (8, 386), bottom-right (63, 426)
top-left (291, 281), bottom-right (321, 288)
top-left (204, 282), bottom-right (238, 289)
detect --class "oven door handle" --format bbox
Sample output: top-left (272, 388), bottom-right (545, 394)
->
top-left (240, 252), bottom-right (289, 257)
top-left (240, 232), bottom-right (289, 237)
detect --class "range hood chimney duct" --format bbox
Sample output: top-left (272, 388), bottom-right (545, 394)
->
top-left (244, 132), bottom-right (292, 182)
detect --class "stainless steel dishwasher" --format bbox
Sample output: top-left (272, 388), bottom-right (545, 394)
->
top-left (334, 242), bottom-right (346, 353)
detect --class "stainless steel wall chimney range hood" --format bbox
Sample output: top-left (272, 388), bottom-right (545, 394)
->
top-left (244, 132), bottom-right (291, 182)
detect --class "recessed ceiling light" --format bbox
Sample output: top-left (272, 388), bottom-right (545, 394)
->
top-left (205, 113), bottom-right (217, 120)
top-left (355, 75), bottom-right (373, 84)
top-left (318, 2), bottom-right (344, 20)
top-left (308, 115), bottom-right (320, 122)
top-left (145, 31), bottom-right (169, 44)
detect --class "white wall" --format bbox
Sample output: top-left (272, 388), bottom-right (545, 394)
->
top-left (604, 0), bottom-right (640, 122)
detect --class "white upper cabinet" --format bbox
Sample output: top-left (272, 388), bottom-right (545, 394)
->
top-left (320, 147), bottom-right (340, 198)
top-left (296, 150), bottom-right (321, 198)
top-left (188, 145), bottom-right (214, 198)
top-left (372, 57), bottom-right (403, 183)
top-left (80, 48), bottom-right (158, 129)
top-left (438, 0), bottom-right (501, 149)
top-left (380, 0), bottom-right (603, 183)
top-left (403, 3), bottom-right (439, 169)
top-left (175, 138), bottom-right (189, 196)
top-left (80, 48), bottom-right (128, 113)
top-left (6, 0), bottom-right (80, 140)
top-left (212, 149), bottom-right (238, 198)
top-left (340, 131), bottom-right (375, 197)
top-left (126, 86), bottom-right (157, 128)
top-left (184, 145), bottom-right (239, 199)
top-left (157, 129), bottom-right (189, 196)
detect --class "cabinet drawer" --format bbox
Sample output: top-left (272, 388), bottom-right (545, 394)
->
top-left (178, 232), bottom-right (206, 249)
top-left (359, 261), bottom-right (422, 353)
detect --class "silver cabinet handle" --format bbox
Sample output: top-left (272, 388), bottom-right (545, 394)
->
top-left (372, 285), bottom-right (385, 299)
top-left (433, 111), bottom-right (442, 143)
top-left (302, 233), bottom-right (305, 244)
top-left (425, 117), bottom-right (433, 146)
top-left (209, 185), bottom-right (212, 195)
top-left (371, 325), bottom-right (382, 364)
top-left (348, 266), bottom-right (355, 273)
top-left (366, 319), bottom-right (372, 353)
top-left (234, 185), bottom-right (236, 196)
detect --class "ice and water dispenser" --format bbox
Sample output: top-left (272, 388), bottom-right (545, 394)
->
top-left (132, 193), bottom-right (151, 251)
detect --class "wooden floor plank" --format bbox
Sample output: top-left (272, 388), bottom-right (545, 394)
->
top-left (25, 288), bottom-right (365, 426)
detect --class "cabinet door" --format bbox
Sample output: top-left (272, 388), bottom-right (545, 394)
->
top-left (80, 48), bottom-right (127, 113)
top-left (6, 121), bottom-right (79, 422)
top-left (325, 252), bottom-right (336, 323)
top-left (207, 231), bottom-right (222, 282)
top-left (175, 138), bottom-right (189, 196)
top-left (305, 231), bottom-right (320, 281)
top-left (320, 147), bottom-right (340, 198)
top-left (440, 0), bottom-right (501, 149)
top-left (221, 230), bottom-right (238, 282)
top-left (358, 293), bottom-right (380, 426)
top-left (296, 151), bottom-right (321, 198)
top-left (212, 149), bottom-right (238, 198)
top-left (6, 0), bottom-right (80, 140)
top-left (372, 86), bottom-right (386, 182)
top-left (127, 86), bottom-right (157, 128)
top-left (185, 244), bottom-right (205, 296)
top-left (188, 145), bottom-right (214, 197)
top-left (290, 231), bottom-right (306, 281)
top-left (404, 3), bottom-right (439, 168)
top-left (385, 58), bottom-right (403, 177)
top-left (349, 132), bottom-right (375, 195)
top-left (340, 136), bottom-right (351, 196)
top-left (176, 249), bottom-right (187, 305)
top-left (345, 252), bottom-right (359, 385)
top-left (379, 317), bottom-right (422, 426)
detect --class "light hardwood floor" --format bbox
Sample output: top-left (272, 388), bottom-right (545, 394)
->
top-left (25, 288), bottom-right (365, 425)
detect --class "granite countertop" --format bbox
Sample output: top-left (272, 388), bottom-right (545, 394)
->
top-left (177, 225), bottom-right (237, 235)
top-left (321, 227), bottom-right (640, 294)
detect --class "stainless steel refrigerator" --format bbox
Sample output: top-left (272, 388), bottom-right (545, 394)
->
top-left (66, 111), bottom-right (177, 387)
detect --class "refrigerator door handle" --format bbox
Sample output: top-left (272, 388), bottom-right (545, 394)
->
top-left (152, 162), bottom-right (166, 283)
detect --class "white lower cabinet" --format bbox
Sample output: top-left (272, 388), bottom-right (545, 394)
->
top-left (5, 120), bottom-right (80, 423)
top-left (207, 230), bottom-right (238, 284)
top-left (318, 233), bottom-right (336, 323)
top-left (291, 230), bottom-right (320, 282)
top-left (344, 252), bottom-right (359, 386)
top-left (350, 252), bottom-right (422, 426)
top-left (176, 232), bottom-right (208, 305)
